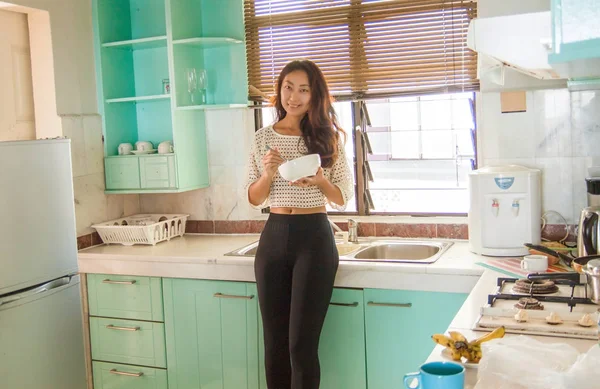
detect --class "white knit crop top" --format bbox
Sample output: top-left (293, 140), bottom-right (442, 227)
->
top-left (245, 125), bottom-right (354, 211)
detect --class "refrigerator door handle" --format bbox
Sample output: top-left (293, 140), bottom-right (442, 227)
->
top-left (0, 276), bottom-right (72, 307)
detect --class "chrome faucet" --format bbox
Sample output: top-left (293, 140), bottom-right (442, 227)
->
top-left (348, 219), bottom-right (359, 244)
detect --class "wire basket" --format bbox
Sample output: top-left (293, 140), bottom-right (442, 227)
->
top-left (92, 214), bottom-right (189, 246)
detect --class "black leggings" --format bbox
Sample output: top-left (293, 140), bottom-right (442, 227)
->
top-left (254, 213), bottom-right (339, 389)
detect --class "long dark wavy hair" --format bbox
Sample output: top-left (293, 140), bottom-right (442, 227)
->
top-left (271, 59), bottom-right (346, 168)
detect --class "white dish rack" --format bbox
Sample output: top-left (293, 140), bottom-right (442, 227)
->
top-left (92, 214), bottom-right (189, 246)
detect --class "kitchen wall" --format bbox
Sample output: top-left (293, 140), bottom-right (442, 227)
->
top-left (138, 87), bottom-right (599, 233)
top-left (479, 89), bottom-right (600, 226)
top-left (139, 108), bottom-right (262, 221)
top-left (6, 0), bottom-right (140, 236)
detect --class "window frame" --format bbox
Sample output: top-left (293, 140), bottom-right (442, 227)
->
top-left (253, 95), bottom-right (477, 217)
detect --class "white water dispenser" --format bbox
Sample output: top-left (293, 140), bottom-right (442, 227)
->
top-left (468, 165), bottom-right (541, 256)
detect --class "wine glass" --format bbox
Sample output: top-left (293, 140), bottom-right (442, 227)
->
top-left (186, 68), bottom-right (198, 104)
top-left (197, 69), bottom-right (207, 105)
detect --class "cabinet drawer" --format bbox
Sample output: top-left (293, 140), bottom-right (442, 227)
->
top-left (139, 155), bottom-right (176, 189)
top-left (87, 274), bottom-right (164, 321)
top-left (92, 361), bottom-right (167, 389)
top-left (90, 317), bottom-right (166, 368)
top-left (105, 158), bottom-right (141, 190)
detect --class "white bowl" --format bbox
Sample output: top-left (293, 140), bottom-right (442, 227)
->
top-left (278, 154), bottom-right (321, 182)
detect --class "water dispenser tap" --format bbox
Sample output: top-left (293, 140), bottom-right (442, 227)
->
top-left (512, 200), bottom-right (520, 217)
top-left (492, 199), bottom-right (500, 217)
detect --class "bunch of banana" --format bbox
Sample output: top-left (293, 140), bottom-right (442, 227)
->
top-left (431, 326), bottom-right (505, 363)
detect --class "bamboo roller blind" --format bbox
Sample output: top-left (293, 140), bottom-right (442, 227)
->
top-left (244, 0), bottom-right (478, 101)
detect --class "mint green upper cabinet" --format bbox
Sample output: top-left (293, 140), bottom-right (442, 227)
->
top-left (364, 289), bottom-right (467, 389)
top-left (169, 0), bottom-right (244, 41)
top-left (93, 0), bottom-right (237, 193)
top-left (96, 0), bottom-right (167, 43)
top-left (163, 279), bottom-right (259, 389)
top-left (169, 0), bottom-right (248, 108)
top-left (319, 288), bottom-right (367, 389)
top-left (550, 0), bottom-right (600, 64)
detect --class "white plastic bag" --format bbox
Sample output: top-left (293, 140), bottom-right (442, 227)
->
top-left (474, 335), bottom-right (600, 389)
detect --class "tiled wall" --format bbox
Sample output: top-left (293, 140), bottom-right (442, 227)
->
top-left (62, 115), bottom-right (140, 236)
top-left (139, 108), bottom-right (262, 221)
top-left (130, 88), bottom-right (596, 240)
top-left (479, 89), bottom-right (600, 225)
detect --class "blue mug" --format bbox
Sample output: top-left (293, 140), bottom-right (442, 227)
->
top-left (404, 361), bottom-right (464, 389)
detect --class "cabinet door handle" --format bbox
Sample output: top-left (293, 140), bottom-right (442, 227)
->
top-left (330, 301), bottom-right (359, 307)
top-left (106, 324), bottom-right (140, 331)
top-left (109, 369), bottom-right (143, 377)
top-left (213, 293), bottom-right (255, 300)
top-left (367, 301), bottom-right (412, 308)
top-left (102, 279), bottom-right (136, 285)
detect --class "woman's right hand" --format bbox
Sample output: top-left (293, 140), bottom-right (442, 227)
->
top-left (262, 147), bottom-right (284, 179)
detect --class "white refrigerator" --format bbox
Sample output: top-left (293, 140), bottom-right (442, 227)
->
top-left (0, 139), bottom-right (87, 388)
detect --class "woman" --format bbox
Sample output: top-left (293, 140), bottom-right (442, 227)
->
top-left (245, 59), bottom-right (354, 389)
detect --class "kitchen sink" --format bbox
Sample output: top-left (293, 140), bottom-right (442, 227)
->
top-left (224, 239), bottom-right (452, 264)
top-left (353, 242), bottom-right (446, 261)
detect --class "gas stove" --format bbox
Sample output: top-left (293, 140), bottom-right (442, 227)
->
top-left (474, 272), bottom-right (600, 340)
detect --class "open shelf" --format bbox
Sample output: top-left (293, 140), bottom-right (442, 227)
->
top-left (172, 37), bottom-right (242, 48)
top-left (102, 35), bottom-right (167, 50)
top-left (106, 94), bottom-right (171, 103)
top-left (96, 0), bottom-right (167, 44)
top-left (94, 0), bottom-right (246, 193)
top-left (175, 103), bottom-right (247, 110)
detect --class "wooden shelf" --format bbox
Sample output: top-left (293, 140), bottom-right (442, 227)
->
top-left (172, 37), bottom-right (242, 48)
top-left (102, 36), bottom-right (167, 50)
top-left (106, 94), bottom-right (171, 103)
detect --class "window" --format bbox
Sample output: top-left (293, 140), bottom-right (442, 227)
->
top-left (246, 0), bottom-right (479, 215)
top-left (364, 92), bottom-right (476, 214)
top-left (244, 0), bottom-right (479, 100)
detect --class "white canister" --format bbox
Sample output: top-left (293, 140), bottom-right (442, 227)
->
top-left (135, 141), bottom-right (153, 152)
top-left (118, 143), bottom-right (133, 155)
top-left (158, 141), bottom-right (174, 154)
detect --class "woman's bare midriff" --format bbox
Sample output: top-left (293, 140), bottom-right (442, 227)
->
top-left (270, 206), bottom-right (327, 215)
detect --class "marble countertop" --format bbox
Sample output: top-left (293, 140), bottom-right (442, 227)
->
top-left (425, 269), bottom-right (598, 388)
top-left (78, 234), bottom-right (484, 293)
top-left (77, 233), bottom-right (598, 387)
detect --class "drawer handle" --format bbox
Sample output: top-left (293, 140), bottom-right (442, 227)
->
top-left (109, 369), bottom-right (143, 377)
top-left (330, 301), bottom-right (359, 307)
top-left (367, 301), bottom-right (412, 308)
top-left (213, 293), bottom-right (255, 300)
top-left (106, 324), bottom-right (140, 331)
top-left (102, 279), bottom-right (136, 285)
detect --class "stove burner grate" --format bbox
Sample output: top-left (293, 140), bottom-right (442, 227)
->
top-left (513, 279), bottom-right (559, 295)
top-left (514, 297), bottom-right (544, 310)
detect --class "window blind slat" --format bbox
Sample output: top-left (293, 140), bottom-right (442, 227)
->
top-left (244, 0), bottom-right (478, 100)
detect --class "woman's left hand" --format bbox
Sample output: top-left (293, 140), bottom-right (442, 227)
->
top-left (290, 167), bottom-right (325, 188)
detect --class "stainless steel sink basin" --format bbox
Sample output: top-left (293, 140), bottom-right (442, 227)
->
top-left (353, 242), bottom-right (448, 262)
top-left (224, 239), bottom-right (452, 264)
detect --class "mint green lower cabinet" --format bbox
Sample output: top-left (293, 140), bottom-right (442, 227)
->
top-left (87, 274), bottom-right (164, 321)
top-left (319, 288), bottom-right (366, 389)
top-left (90, 317), bottom-right (167, 368)
top-left (92, 361), bottom-right (168, 389)
top-left (105, 157), bottom-right (141, 190)
top-left (257, 288), bottom-right (366, 389)
top-left (364, 289), bottom-right (468, 389)
top-left (163, 278), bottom-right (259, 389)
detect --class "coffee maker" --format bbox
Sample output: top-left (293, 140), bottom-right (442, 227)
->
top-left (577, 178), bottom-right (600, 257)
